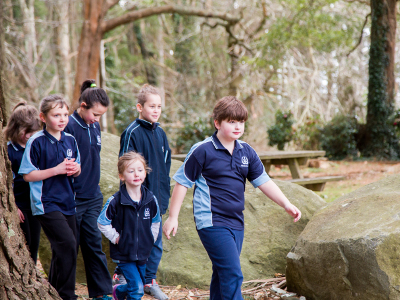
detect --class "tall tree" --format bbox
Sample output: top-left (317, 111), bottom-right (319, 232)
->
top-left (72, 1), bottom-right (240, 110)
top-left (0, 2), bottom-right (60, 299)
top-left (362, 0), bottom-right (399, 158)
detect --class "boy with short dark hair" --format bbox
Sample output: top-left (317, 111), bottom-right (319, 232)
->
top-left (163, 96), bottom-right (301, 300)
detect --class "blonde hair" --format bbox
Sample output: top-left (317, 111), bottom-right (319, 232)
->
top-left (4, 100), bottom-right (41, 143)
top-left (137, 84), bottom-right (161, 106)
top-left (118, 151), bottom-right (151, 177)
top-left (39, 94), bottom-right (69, 115)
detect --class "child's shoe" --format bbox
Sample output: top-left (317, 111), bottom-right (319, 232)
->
top-left (112, 284), bottom-right (121, 300)
top-left (94, 296), bottom-right (112, 300)
top-left (112, 272), bottom-right (127, 285)
top-left (144, 279), bottom-right (169, 300)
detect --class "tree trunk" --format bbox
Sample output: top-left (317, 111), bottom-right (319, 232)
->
top-left (362, 0), bottom-right (399, 159)
top-left (0, 4), bottom-right (61, 299)
top-left (72, 2), bottom-right (240, 110)
top-left (53, 0), bottom-right (72, 102)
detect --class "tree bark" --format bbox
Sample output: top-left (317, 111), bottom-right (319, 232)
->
top-left (53, 0), bottom-right (72, 102)
top-left (362, 0), bottom-right (399, 158)
top-left (0, 3), bottom-right (61, 299)
top-left (72, 2), bottom-right (240, 110)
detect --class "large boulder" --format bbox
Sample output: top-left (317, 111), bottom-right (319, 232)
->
top-left (286, 174), bottom-right (400, 300)
top-left (40, 132), bottom-right (326, 287)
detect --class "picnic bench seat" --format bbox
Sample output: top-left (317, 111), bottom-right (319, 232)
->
top-left (287, 176), bottom-right (345, 191)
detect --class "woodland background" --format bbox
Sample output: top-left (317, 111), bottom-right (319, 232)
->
top-left (3, 0), bottom-right (399, 157)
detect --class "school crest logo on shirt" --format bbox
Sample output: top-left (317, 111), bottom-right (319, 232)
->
top-left (144, 208), bottom-right (150, 219)
top-left (67, 149), bottom-right (73, 159)
top-left (97, 135), bottom-right (101, 145)
top-left (241, 156), bottom-right (249, 165)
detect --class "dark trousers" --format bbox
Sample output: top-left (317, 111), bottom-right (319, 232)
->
top-left (19, 209), bottom-right (41, 264)
top-left (145, 219), bottom-right (163, 284)
top-left (197, 226), bottom-right (244, 300)
top-left (75, 196), bottom-right (112, 297)
top-left (36, 211), bottom-right (77, 300)
top-left (116, 261), bottom-right (146, 300)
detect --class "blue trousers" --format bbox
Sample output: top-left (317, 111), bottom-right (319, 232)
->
top-left (76, 197), bottom-right (113, 298)
top-left (197, 226), bottom-right (244, 300)
top-left (116, 262), bottom-right (146, 300)
top-left (145, 218), bottom-right (163, 284)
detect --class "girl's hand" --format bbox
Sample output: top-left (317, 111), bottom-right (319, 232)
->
top-left (65, 158), bottom-right (79, 176)
top-left (115, 236), bottom-right (120, 244)
top-left (53, 158), bottom-right (69, 175)
top-left (18, 209), bottom-right (25, 223)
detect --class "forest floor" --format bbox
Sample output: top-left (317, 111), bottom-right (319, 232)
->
top-left (40, 160), bottom-right (398, 299)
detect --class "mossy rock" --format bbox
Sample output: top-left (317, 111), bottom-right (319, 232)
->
top-left (39, 132), bottom-right (326, 287)
top-left (286, 174), bottom-right (400, 300)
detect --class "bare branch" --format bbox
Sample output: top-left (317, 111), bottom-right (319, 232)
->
top-left (347, 13), bottom-right (371, 57)
top-left (103, 5), bottom-right (240, 33)
top-left (105, 0), bottom-right (120, 12)
top-left (342, 0), bottom-right (370, 5)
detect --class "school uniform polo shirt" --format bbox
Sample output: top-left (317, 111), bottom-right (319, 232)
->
top-left (7, 142), bottom-right (30, 211)
top-left (19, 129), bottom-right (81, 216)
top-left (173, 132), bottom-right (270, 230)
top-left (64, 111), bottom-right (102, 199)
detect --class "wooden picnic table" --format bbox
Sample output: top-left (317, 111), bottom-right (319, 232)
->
top-left (171, 150), bottom-right (344, 191)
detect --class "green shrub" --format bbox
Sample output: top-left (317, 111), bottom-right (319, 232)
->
top-left (175, 117), bottom-right (215, 153)
top-left (267, 110), bottom-right (295, 150)
top-left (294, 116), bottom-right (323, 150)
top-left (320, 115), bottom-right (358, 160)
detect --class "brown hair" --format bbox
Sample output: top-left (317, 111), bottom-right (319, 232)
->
top-left (4, 100), bottom-right (41, 143)
top-left (39, 94), bottom-right (69, 115)
top-left (118, 151), bottom-right (151, 179)
top-left (137, 84), bottom-right (161, 106)
top-left (212, 96), bottom-right (248, 127)
top-left (79, 79), bottom-right (110, 109)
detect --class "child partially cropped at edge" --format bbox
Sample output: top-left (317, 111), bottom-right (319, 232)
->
top-left (163, 96), bottom-right (301, 300)
top-left (5, 100), bottom-right (41, 264)
top-left (118, 84), bottom-right (171, 300)
top-left (98, 151), bottom-right (161, 300)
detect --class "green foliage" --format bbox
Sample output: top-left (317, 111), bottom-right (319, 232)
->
top-left (362, 0), bottom-right (400, 159)
top-left (175, 116), bottom-right (215, 153)
top-left (320, 115), bottom-right (358, 160)
top-left (267, 110), bottom-right (295, 150)
top-left (294, 116), bottom-right (323, 150)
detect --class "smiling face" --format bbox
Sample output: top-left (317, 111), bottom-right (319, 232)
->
top-left (119, 159), bottom-right (147, 188)
top-left (215, 119), bottom-right (245, 142)
top-left (136, 94), bottom-right (162, 124)
top-left (40, 104), bottom-right (69, 137)
top-left (78, 102), bottom-right (108, 124)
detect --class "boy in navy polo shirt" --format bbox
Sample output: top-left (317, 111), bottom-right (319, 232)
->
top-left (19, 94), bottom-right (81, 300)
top-left (119, 84), bottom-right (171, 300)
top-left (163, 96), bottom-right (301, 300)
top-left (64, 79), bottom-right (112, 300)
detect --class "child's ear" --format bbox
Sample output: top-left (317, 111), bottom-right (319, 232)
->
top-left (39, 112), bottom-right (46, 123)
top-left (136, 103), bottom-right (143, 113)
top-left (118, 173), bottom-right (125, 181)
top-left (214, 119), bottom-right (220, 130)
top-left (80, 102), bottom-right (88, 109)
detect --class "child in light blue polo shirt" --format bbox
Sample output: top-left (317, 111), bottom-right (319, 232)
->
top-left (163, 96), bottom-right (301, 300)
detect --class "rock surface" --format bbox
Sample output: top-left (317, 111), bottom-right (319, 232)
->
top-left (39, 132), bottom-right (326, 287)
top-left (286, 174), bottom-right (400, 300)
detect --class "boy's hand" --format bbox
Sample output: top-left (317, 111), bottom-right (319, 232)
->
top-left (17, 209), bottom-right (25, 223)
top-left (285, 203), bottom-right (301, 222)
top-left (115, 236), bottom-right (120, 244)
top-left (163, 217), bottom-right (178, 240)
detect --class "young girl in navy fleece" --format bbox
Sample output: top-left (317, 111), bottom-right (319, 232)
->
top-left (64, 79), bottom-right (112, 300)
top-left (19, 94), bottom-right (81, 300)
top-left (5, 100), bottom-right (41, 264)
top-left (98, 151), bottom-right (160, 300)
